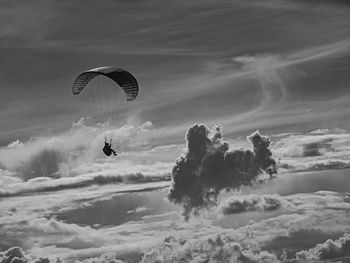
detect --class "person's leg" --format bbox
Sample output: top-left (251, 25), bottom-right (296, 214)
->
top-left (111, 149), bottom-right (117, 156)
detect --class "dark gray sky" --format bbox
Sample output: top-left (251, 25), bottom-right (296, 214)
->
top-left (1, 0), bottom-right (350, 145)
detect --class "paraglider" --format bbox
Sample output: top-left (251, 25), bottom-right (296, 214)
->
top-left (72, 66), bottom-right (139, 101)
top-left (103, 138), bottom-right (118, 157)
top-left (72, 66), bottom-right (139, 157)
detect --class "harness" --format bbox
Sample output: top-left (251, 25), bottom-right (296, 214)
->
top-left (103, 145), bottom-right (112, 156)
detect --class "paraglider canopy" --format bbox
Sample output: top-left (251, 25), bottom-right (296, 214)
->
top-left (72, 66), bottom-right (139, 125)
top-left (72, 66), bottom-right (139, 157)
top-left (72, 66), bottom-right (139, 101)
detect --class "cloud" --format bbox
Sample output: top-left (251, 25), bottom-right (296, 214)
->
top-left (127, 207), bottom-right (151, 215)
top-left (167, 124), bottom-right (277, 219)
top-left (220, 194), bottom-right (282, 215)
top-left (0, 173), bottom-right (169, 198)
top-left (3, 231), bottom-right (350, 262)
top-left (301, 139), bottom-right (333, 157)
top-left (1, 189), bottom-right (350, 263)
top-left (0, 247), bottom-right (32, 263)
top-left (273, 129), bottom-right (350, 172)
top-left (74, 254), bottom-right (125, 263)
top-left (296, 233), bottom-right (350, 261)
top-left (0, 119), bottom-right (176, 193)
top-left (0, 129), bottom-right (172, 197)
top-left (2, 125), bottom-right (350, 262)
top-left (10, 119), bottom-right (350, 199)
top-left (141, 234), bottom-right (279, 263)
top-left (18, 149), bottom-right (64, 180)
top-left (287, 39), bottom-right (350, 65)
top-left (232, 54), bottom-right (288, 111)
top-left (214, 40), bottom-right (350, 134)
top-left (0, 215), bottom-right (101, 261)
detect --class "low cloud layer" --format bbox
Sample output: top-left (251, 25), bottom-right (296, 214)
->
top-left (220, 194), bottom-right (282, 215)
top-left (144, 231), bottom-right (350, 263)
top-left (2, 119), bottom-right (349, 200)
top-left (0, 247), bottom-right (50, 263)
top-left (142, 234), bottom-right (278, 263)
top-left (0, 170), bottom-right (170, 198)
top-left (296, 233), bottom-right (350, 262)
top-left (168, 124), bottom-right (277, 219)
top-left (3, 232), bottom-right (350, 263)
top-left (0, 119), bottom-right (177, 197)
top-left (273, 128), bottom-right (350, 172)
top-left (0, 119), bottom-right (159, 180)
top-left (1, 189), bottom-right (350, 263)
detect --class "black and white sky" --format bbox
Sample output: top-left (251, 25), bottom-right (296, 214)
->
top-left (2, 2), bottom-right (350, 262)
top-left (1, 0), bottom-right (350, 145)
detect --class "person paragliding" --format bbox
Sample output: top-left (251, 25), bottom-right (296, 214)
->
top-left (103, 138), bottom-right (118, 156)
top-left (72, 66), bottom-right (139, 158)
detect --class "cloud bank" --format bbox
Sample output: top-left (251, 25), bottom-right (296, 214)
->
top-left (296, 233), bottom-right (350, 261)
top-left (0, 119), bottom-right (158, 180)
top-left (273, 128), bottom-right (350, 172)
top-left (0, 119), bottom-right (176, 197)
top-left (0, 171), bottom-right (170, 198)
top-left (0, 247), bottom-right (49, 263)
top-left (168, 124), bottom-right (277, 219)
top-left (142, 234), bottom-right (279, 263)
top-left (1, 189), bottom-right (350, 263)
top-left (220, 194), bottom-right (282, 215)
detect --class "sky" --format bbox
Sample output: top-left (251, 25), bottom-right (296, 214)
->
top-left (1, 0), bottom-right (350, 146)
top-left (2, 2), bottom-right (350, 262)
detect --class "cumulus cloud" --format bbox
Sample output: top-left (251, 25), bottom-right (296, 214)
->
top-left (0, 247), bottom-right (50, 263)
top-left (0, 215), bottom-right (99, 250)
top-left (74, 254), bottom-right (125, 263)
top-left (3, 232), bottom-right (350, 263)
top-left (0, 119), bottom-right (177, 197)
top-left (4, 122), bottom-right (350, 263)
top-left (2, 189), bottom-right (350, 263)
top-left (167, 124), bottom-right (277, 219)
top-left (141, 234), bottom-right (279, 263)
top-left (273, 129), bottom-right (350, 172)
top-left (0, 246), bottom-right (126, 263)
top-left (0, 119), bottom-right (158, 181)
top-left (220, 194), bottom-right (282, 215)
top-left (296, 233), bottom-right (350, 261)
top-left (301, 139), bottom-right (333, 157)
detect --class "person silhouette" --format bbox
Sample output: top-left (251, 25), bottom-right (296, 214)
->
top-left (102, 138), bottom-right (117, 156)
